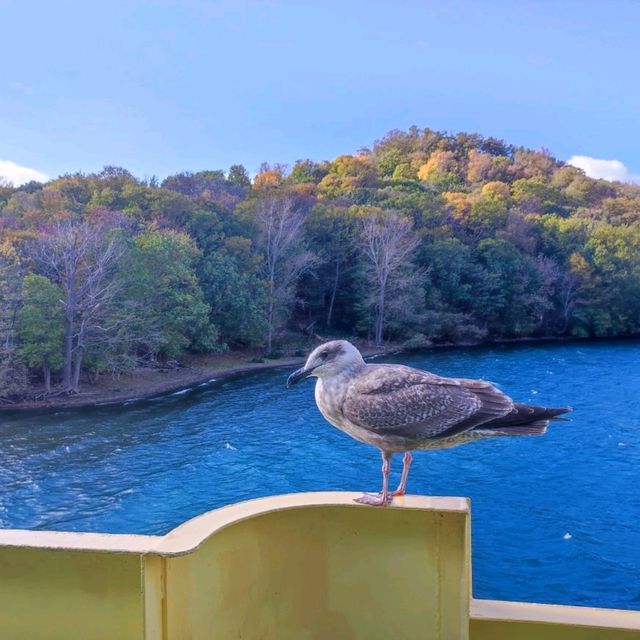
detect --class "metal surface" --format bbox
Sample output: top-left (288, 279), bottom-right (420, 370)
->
top-left (471, 599), bottom-right (640, 639)
top-left (0, 492), bottom-right (637, 639)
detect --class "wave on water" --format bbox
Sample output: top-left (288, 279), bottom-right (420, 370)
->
top-left (170, 379), bottom-right (217, 395)
top-left (2, 341), bottom-right (639, 610)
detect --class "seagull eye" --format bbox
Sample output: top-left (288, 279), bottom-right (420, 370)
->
top-left (320, 351), bottom-right (329, 360)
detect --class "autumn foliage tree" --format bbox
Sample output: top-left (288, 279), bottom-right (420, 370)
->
top-left (2, 126), bottom-right (640, 403)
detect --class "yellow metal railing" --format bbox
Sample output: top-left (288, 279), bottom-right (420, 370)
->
top-left (0, 493), bottom-right (638, 639)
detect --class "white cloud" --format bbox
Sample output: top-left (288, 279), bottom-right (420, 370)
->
top-left (0, 160), bottom-right (49, 187)
top-left (567, 155), bottom-right (640, 184)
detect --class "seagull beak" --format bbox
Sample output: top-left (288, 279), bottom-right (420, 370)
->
top-left (286, 366), bottom-right (315, 388)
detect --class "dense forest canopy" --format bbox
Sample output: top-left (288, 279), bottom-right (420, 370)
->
top-left (1, 126), bottom-right (640, 400)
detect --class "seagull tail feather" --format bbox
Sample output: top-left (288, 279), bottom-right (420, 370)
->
top-left (475, 404), bottom-right (572, 437)
top-left (480, 419), bottom-right (550, 436)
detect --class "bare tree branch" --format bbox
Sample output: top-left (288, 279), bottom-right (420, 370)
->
top-left (359, 210), bottom-right (421, 347)
top-left (254, 196), bottom-right (319, 352)
top-left (31, 221), bottom-right (124, 392)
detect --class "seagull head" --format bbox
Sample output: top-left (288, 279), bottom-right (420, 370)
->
top-left (286, 340), bottom-right (365, 387)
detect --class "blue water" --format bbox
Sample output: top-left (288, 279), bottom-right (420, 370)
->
top-left (1, 341), bottom-right (639, 610)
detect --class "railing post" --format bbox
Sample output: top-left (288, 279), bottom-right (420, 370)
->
top-left (143, 555), bottom-right (166, 640)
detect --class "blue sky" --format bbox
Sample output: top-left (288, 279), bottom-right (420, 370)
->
top-left (1, 0), bottom-right (639, 184)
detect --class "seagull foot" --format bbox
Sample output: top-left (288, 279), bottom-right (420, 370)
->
top-left (354, 493), bottom-right (393, 506)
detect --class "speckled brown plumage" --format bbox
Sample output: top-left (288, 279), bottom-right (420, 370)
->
top-left (342, 364), bottom-right (514, 441)
top-left (287, 339), bottom-right (571, 505)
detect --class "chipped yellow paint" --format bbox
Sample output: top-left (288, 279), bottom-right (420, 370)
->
top-left (0, 492), bottom-right (637, 639)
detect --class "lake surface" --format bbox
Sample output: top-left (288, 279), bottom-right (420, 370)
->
top-left (1, 341), bottom-right (639, 610)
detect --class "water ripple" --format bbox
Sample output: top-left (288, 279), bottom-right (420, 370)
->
top-left (0, 341), bottom-right (638, 609)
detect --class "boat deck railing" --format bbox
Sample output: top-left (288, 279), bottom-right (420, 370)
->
top-left (0, 492), bottom-right (638, 639)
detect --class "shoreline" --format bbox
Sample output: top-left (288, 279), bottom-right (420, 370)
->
top-left (0, 354), bottom-right (309, 413)
top-left (2, 334), bottom-right (637, 413)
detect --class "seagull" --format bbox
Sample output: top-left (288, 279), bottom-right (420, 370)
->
top-left (287, 340), bottom-right (570, 506)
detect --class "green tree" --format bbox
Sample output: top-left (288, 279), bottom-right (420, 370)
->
top-left (580, 222), bottom-right (640, 336)
top-left (289, 159), bottom-right (329, 184)
top-left (303, 205), bottom-right (358, 328)
top-left (124, 229), bottom-right (218, 360)
top-left (472, 239), bottom-right (544, 336)
top-left (0, 242), bottom-right (27, 400)
top-left (198, 238), bottom-right (268, 347)
top-left (420, 238), bottom-right (475, 311)
top-left (17, 274), bottom-right (64, 392)
top-left (227, 164), bottom-right (252, 188)
top-left (391, 163), bottom-right (417, 181)
top-left (3, 123), bottom-right (640, 378)
top-left (377, 148), bottom-right (404, 177)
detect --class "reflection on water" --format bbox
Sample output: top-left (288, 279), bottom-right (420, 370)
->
top-left (1, 341), bottom-right (639, 610)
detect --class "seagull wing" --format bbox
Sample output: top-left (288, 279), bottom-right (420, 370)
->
top-left (342, 364), bottom-right (513, 440)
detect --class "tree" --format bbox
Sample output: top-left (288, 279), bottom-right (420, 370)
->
top-left (17, 274), bottom-right (64, 392)
top-left (420, 238), bottom-right (475, 311)
top-left (466, 149), bottom-right (493, 183)
top-left (161, 170), bottom-right (224, 197)
top-left (417, 150), bottom-right (459, 186)
top-left (198, 238), bottom-right (267, 347)
top-left (253, 163), bottom-right (286, 189)
top-left (0, 241), bottom-right (27, 400)
top-left (391, 163), bottom-right (417, 181)
top-left (123, 229), bottom-right (218, 360)
top-left (358, 209), bottom-right (421, 346)
top-left (511, 148), bottom-right (558, 180)
top-left (227, 164), bottom-right (251, 188)
top-left (519, 254), bottom-right (583, 337)
top-left (289, 159), bottom-right (329, 184)
top-left (472, 239), bottom-right (544, 336)
top-left (3, 123), bottom-right (640, 379)
top-left (303, 205), bottom-right (358, 328)
top-left (34, 222), bottom-right (123, 392)
top-left (254, 195), bottom-right (318, 352)
top-left (331, 155), bottom-right (377, 185)
top-left (582, 222), bottom-right (640, 336)
top-left (377, 148), bottom-right (404, 177)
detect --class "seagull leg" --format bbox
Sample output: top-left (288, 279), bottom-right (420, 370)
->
top-left (391, 452), bottom-right (413, 497)
top-left (355, 450), bottom-right (393, 506)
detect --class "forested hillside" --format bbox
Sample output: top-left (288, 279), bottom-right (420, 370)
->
top-left (2, 127), bottom-right (640, 401)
